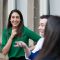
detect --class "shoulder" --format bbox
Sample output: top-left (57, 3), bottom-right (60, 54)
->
top-left (23, 26), bottom-right (31, 31)
top-left (23, 26), bottom-right (33, 33)
top-left (2, 27), bottom-right (11, 35)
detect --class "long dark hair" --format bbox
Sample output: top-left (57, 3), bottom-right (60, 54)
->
top-left (7, 9), bottom-right (24, 36)
top-left (35, 15), bottom-right (60, 60)
top-left (7, 9), bottom-right (24, 29)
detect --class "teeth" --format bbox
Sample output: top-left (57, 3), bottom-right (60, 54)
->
top-left (14, 22), bottom-right (18, 24)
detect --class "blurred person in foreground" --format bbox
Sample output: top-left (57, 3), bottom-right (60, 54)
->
top-left (34, 15), bottom-right (60, 60)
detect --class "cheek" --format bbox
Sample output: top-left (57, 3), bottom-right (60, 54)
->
top-left (11, 20), bottom-right (14, 24)
top-left (17, 21), bottom-right (20, 24)
top-left (17, 19), bottom-right (20, 22)
top-left (42, 25), bottom-right (45, 30)
top-left (39, 26), bottom-right (43, 30)
top-left (10, 20), bottom-right (13, 23)
top-left (38, 26), bottom-right (41, 29)
top-left (17, 20), bottom-right (20, 24)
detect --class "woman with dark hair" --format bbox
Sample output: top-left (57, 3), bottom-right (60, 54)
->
top-left (2, 9), bottom-right (41, 60)
top-left (34, 15), bottom-right (60, 60)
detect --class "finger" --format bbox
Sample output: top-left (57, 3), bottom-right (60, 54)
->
top-left (15, 41), bottom-right (19, 44)
top-left (14, 45), bottom-right (19, 47)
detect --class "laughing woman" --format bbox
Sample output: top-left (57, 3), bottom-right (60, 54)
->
top-left (2, 9), bottom-right (41, 60)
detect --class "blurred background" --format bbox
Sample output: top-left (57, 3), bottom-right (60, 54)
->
top-left (0, 0), bottom-right (60, 60)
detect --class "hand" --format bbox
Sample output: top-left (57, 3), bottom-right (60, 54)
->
top-left (11, 29), bottom-right (17, 38)
top-left (14, 41), bottom-right (27, 49)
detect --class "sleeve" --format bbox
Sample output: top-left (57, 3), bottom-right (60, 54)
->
top-left (25, 46), bottom-right (41, 60)
top-left (29, 51), bottom-right (39, 60)
top-left (1, 28), bottom-right (7, 49)
top-left (32, 37), bottom-right (44, 53)
top-left (25, 27), bottom-right (41, 42)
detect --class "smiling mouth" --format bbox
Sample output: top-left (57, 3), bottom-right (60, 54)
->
top-left (38, 29), bottom-right (43, 33)
top-left (13, 22), bottom-right (19, 24)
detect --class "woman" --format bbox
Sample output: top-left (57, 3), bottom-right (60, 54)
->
top-left (2, 9), bottom-right (41, 60)
top-left (35, 15), bottom-right (60, 60)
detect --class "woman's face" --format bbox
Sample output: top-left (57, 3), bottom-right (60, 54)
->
top-left (10, 12), bottom-right (20, 27)
top-left (38, 18), bottom-right (47, 37)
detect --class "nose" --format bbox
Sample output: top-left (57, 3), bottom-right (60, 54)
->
top-left (14, 17), bottom-right (17, 21)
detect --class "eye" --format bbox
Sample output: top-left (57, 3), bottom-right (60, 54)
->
top-left (16, 16), bottom-right (20, 19)
top-left (11, 16), bottom-right (15, 19)
top-left (40, 23), bottom-right (44, 27)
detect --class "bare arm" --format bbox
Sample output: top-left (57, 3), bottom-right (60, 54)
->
top-left (24, 44), bottom-right (31, 57)
top-left (2, 29), bottom-right (17, 55)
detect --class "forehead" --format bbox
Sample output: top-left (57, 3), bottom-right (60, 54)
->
top-left (40, 18), bottom-right (47, 23)
top-left (11, 12), bottom-right (19, 16)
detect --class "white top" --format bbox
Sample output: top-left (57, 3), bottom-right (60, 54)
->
top-left (25, 37), bottom-right (44, 59)
top-left (32, 37), bottom-right (44, 53)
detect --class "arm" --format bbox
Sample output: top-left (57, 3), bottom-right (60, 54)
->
top-left (24, 45), bottom-right (31, 58)
top-left (24, 26), bottom-right (41, 42)
top-left (0, 40), bottom-right (2, 45)
top-left (2, 35), bottom-right (13, 55)
top-left (2, 29), bottom-right (17, 55)
top-left (32, 37), bottom-right (44, 53)
top-left (24, 27), bottom-right (41, 50)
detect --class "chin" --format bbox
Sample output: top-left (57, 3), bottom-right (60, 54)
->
top-left (40, 33), bottom-right (44, 37)
top-left (12, 25), bottom-right (19, 28)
